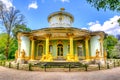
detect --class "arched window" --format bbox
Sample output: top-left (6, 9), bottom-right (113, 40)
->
top-left (49, 45), bottom-right (53, 53)
top-left (68, 45), bottom-right (70, 53)
top-left (38, 45), bottom-right (43, 56)
top-left (77, 45), bottom-right (83, 56)
top-left (57, 44), bottom-right (63, 56)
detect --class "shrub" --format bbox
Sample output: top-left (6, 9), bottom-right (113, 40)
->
top-left (0, 54), bottom-right (6, 60)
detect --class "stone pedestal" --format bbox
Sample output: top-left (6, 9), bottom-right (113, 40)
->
top-left (40, 53), bottom-right (53, 62)
top-left (94, 58), bottom-right (105, 66)
top-left (16, 58), bottom-right (25, 64)
top-left (66, 54), bottom-right (79, 62)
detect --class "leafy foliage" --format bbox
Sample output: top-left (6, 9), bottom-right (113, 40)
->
top-left (87, 0), bottom-right (120, 23)
top-left (0, 33), bottom-right (18, 59)
top-left (0, 33), bottom-right (7, 54)
top-left (87, 0), bottom-right (120, 12)
top-left (12, 24), bottom-right (31, 39)
top-left (104, 35), bottom-right (118, 58)
top-left (0, 2), bottom-right (25, 59)
top-left (8, 39), bottom-right (18, 59)
top-left (111, 41), bottom-right (120, 58)
top-left (0, 54), bottom-right (6, 60)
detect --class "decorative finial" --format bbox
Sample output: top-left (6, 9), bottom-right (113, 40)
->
top-left (60, 8), bottom-right (65, 11)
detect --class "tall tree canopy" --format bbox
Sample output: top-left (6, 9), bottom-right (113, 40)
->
top-left (12, 24), bottom-right (31, 39)
top-left (104, 35), bottom-right (118, 58)
top-left (87, 0), bottom-right (120, 24)
top-left (0, 1), bottom-right (30, 59)
top-left (0, 33), bottom-right (7, 53)
top-left (111, 41), bottom-right (120, 58)
top-left (0, 33), bottom-right (18, 60)
top-left (87, 0), bottom-right (120, 12)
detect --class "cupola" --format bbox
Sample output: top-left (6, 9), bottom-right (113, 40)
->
top-left (48, 8), bottom-right (74, 27)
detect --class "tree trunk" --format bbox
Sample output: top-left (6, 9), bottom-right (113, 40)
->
top-left (5, 33), bottom-right (10, 59)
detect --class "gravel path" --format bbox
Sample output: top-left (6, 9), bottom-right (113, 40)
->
top-left (0, 66), bottom-right (120, 80)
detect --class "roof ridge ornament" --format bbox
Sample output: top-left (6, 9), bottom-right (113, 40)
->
top-left (60, 8), bottom-right (65, 11)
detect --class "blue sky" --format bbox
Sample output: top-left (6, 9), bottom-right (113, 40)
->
top-left (0, 0), bottom-right (120, 35)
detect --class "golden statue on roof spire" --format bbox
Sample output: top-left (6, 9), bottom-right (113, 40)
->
top-left (60, 8), bottom-right (65, 11)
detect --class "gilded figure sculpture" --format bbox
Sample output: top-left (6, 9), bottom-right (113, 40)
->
top-left (15, 50), bottom-right (18, 60)
top-left (104, 50), bottom-right (107, 60)
top-left (66, 53), bottom-right (79, 62)
top-left (40, 52), bottom-right (53, 61)
top-left (20, 49), bottom-right (25, 59)
top-left (95, 49), bottom-right (100, 60)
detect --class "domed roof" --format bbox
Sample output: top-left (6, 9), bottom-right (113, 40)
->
top-left (48, 8), bottom-right (74, 22)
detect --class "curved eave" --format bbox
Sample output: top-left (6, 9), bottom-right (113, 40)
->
top-left (30, 27), bottom-right (90, 38)
top-left (90, 31), bottom-right (105, 38)
top-left (31, 27), bottom-right (89, 33)
top-left (17, 27), bottom-right (105, 40)
top-left (47, 11), bottom-right (74, 22)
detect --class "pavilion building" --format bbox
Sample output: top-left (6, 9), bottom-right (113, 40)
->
top-left (16, 8), bottom-right (106, 62)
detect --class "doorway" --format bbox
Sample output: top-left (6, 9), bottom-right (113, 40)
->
top-left (57, 44), bottom-right (63, 58)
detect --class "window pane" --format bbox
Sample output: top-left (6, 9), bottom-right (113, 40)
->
top-left (77, 45), bottom-right (83, 56)
top-left (68, 45), bottom-right (70, 53)
top-left (49, 45), bottom-right (52, 53)
top-left (38, 45), bottom-right (43, 56)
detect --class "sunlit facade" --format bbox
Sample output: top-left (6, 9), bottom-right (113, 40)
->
top-left (16, 8), bottom-right (106, 62)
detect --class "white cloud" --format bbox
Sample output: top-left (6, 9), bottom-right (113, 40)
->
top-left (28, 1), bottom-right (38, 9)
top-left (88, 15), bottom-right (120, 35)
top-left (61, 0), bottom-right (70, 3)
top-left (81, 27), bottom-right (88, 30)
top-left (0, 0), bottom-right (14, 10)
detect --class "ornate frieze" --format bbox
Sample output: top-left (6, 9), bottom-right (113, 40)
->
top-left (67, 32), bottom-right (74, 37)
top-left (51, 33), bottom-right (67, 38)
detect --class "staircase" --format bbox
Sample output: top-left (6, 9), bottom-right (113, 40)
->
top-left (54, 57), bottom-right (66, 62)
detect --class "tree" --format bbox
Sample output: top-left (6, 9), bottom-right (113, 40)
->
top-left (0, 33), bottom-right (7, 54)
top-left (111, 42), bottom-right (120, 58)
top-left (0, 2), bottom-right (25, 59)
top-left (8, 39), bottom-right (18, 59)
top-left (12, 24), bottom-right (31, 39)
top-left (104, 35), bottom-right (118, 58)
top-left (87, 0), bottom-right (120, 12)
top-left (0, 33), bottom-right (18, 59)
top-left (86, 0), bottom-right (120, 23)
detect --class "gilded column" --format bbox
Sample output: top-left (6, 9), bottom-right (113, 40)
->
top-left (70, 36), bottom-right (73, 55)
top-left (17, 33), bottom-right (22, 58)
top-left (45, 34), bottom-right (51, 55)
top-left (67, 33), bottom-right (74, 55)
top-left (99, 38), bottom-right (103, 56)
top-left (18, 39), bottom-right (21, 58)
top-left (85, 36), bottom-right (90, 60)
top-left (30, 37), bottom-right (35, 60)
top-left (17, 33), bottom-right (21, 57)
top-left (46, 37), bottom-right (49, 55)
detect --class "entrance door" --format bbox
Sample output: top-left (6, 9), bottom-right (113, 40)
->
top-left (77, 45), bottom-right (83, 56)
top-left (57, 44), bottom-right (63, 58)
top-left (38, 45), bottom-right (43, 56)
